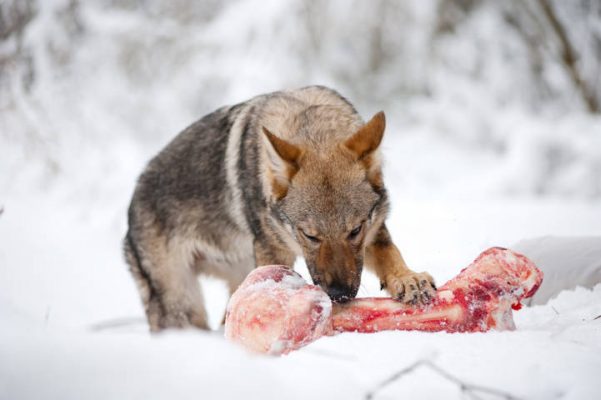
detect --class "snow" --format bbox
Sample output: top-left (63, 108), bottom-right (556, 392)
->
top-left (1, 286), bottom-right (600, 399)
top-left (1, 0), bottom-right (601, 399)
top-left (2, 188), bottom-right (600, 399)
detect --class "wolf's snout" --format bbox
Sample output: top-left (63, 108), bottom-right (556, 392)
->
top-left (326, 283), bottom-right (355, 303)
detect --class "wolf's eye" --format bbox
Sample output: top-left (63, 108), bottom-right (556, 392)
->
top-left (301, 230), bottom-right (321, 243)
top-left (348, 224), bottom-right (362, 240)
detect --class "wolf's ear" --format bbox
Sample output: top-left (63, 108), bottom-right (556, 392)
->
top-left (262, 127), bottom-right (303, 200)
top-left (343, 111), bottom-right (385, 160)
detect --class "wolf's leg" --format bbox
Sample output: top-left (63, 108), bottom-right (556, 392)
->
top-left (253, 237), bottom-right (296, 267)
top-left (124, 234), bottom-right (165, 330)
top-left (214, 268), bottom-right (253, 327)
top-left (202, 256), bottom-right (255, 326)
top-left (124, 231), bottom-right (208, 331)
top-left (365, 224), bottom-right (436, 305)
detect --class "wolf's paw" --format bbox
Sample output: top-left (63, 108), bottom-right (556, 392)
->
top-left (383, 271), bottom-right (437, 305)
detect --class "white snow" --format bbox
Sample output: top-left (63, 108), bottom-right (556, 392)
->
top-left (2, 180), bottom-right (600, 399)
top-left (1, 0), bottom-right (601, 399)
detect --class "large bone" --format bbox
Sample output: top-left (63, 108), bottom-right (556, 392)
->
top-left (224, 248), bottom-right (543, 355)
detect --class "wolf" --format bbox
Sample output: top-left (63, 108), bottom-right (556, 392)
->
top-left (124, 86), bottom-right (436, 331)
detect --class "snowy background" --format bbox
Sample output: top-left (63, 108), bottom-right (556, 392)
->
top-left (1, 0), bottom-right (601, 399)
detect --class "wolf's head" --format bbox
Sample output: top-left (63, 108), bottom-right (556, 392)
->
top-left (262, 111), bottom-right (389, 302)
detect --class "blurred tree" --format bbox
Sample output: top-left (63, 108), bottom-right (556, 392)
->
top-left (435, 0), bottom-right (600, 113)
top-left (537, 0), bottom-right (599, 113)
top-left (0, 0), bottom-right (36, 95)
top-left (0, 0), bottom-right (35, 40)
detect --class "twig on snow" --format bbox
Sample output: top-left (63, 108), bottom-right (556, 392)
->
top-left (365, 359), bottom-right (523, 400)
top-left (89, 316), bottom-right (147, 332)
top-left (365, 360), bottom-right (423, 400)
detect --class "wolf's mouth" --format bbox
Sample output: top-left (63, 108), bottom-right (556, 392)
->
top-left (326, 284), bottom-right (358, 303)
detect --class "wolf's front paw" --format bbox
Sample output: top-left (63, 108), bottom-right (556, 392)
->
top-left (383, 271), bottom-right (437, 305)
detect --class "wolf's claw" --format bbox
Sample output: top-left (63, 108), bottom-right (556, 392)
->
top-left (386, 271), bottom-right (437, 306)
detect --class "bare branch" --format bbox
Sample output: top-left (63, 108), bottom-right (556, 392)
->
top-left (365, 359), bottom-right (522, 400)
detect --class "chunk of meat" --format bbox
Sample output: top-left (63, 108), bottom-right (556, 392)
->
top-left (224, 266), bottom-right (332, 355)
top-left (224, 248), bottom-right (543, 355)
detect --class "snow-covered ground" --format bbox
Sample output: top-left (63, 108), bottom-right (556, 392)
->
top-left (2, 0), bottom-right (601, 399)
top-left (2, 179), bottom-right (601, 399)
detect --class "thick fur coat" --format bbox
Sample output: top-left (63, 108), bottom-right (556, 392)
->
top-left (124, 86), bottom-right (435, 331)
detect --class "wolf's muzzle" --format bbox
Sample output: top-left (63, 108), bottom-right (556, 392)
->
top-left (326, 283), bottom-right (356, 303)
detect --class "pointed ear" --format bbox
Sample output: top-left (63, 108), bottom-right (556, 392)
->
top-left (343, 111), bottom-right (386, 160)
top-left (262, 127), bottom-right (303, 200)
top-left (262, 127), bottom-right (302, 167)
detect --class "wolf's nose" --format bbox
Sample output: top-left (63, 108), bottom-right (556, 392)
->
top-left (326, 283), bottom-right (353, 303)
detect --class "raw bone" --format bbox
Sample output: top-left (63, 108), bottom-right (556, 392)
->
top-left (224, 247), bottom-right (543, 355)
